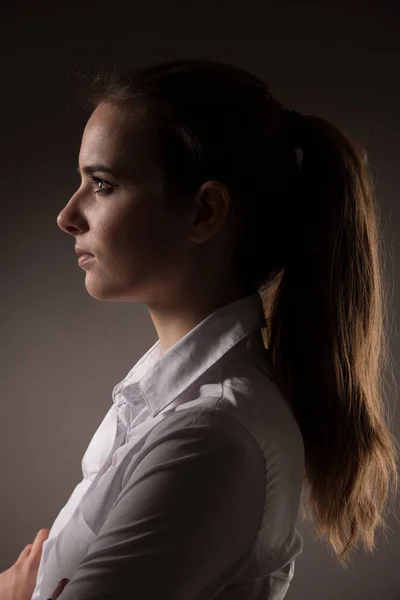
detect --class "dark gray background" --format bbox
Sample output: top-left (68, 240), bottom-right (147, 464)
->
top-left (1, 2), bottom-right (399, 598)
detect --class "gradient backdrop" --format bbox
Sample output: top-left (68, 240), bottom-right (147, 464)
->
top-left (1, 2), bottom-right (399, 599)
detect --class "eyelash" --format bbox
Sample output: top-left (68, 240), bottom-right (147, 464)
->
top-left (90, 175), bottom-right (113, 195)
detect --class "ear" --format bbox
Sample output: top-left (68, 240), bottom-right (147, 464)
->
top-left (190, 180), bottom-right (232, 243)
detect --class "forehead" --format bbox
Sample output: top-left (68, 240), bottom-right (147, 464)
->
top-left (79, 103), bottom-right (159, 182)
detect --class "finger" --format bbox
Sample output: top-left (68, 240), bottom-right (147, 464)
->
top-left (18, 543), bottom-right (34, 560)
top-left (28, 529), bottom-right (50, 567)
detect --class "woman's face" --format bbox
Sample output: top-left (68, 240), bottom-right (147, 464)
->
top-left (57, 102), bottom-right (195, 305)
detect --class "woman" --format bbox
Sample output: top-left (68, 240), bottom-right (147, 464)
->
top-left (7, 58), bottom-right (398, 600)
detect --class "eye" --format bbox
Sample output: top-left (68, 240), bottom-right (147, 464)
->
top-left (90, 175), bottom-right (113, 195)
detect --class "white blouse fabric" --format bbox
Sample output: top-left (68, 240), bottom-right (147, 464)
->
top-left (31, 291), bottom-right (305, 600)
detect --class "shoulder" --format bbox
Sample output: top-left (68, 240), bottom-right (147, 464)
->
top-left (145, 405), bottom-right (265, 467)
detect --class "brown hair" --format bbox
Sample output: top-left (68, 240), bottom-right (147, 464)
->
top-left (73, 58), bottom-right (399, 569)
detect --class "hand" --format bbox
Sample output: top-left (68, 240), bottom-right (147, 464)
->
top-left (47, 578), bottom-right (70, 600)
top-left (0, 529), bottom-right (49, 600)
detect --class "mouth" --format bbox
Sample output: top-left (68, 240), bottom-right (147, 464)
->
top-left (77, 254), bottom-right (95, 267)
top-left (75, 246), bottom-right (94, 257)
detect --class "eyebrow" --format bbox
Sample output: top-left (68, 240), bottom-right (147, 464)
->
top-left (76, 164), bottom-right (121, 178)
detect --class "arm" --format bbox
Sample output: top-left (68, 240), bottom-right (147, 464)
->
top-left (57, 409), bottom-right (266, 600)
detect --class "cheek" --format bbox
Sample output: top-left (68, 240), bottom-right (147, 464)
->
top-left (98, 192), bottom-right (189, 268)
top-left (99, 203), bottom-right (147, 251)
top-left (106, 211), bottom-right (185, 268)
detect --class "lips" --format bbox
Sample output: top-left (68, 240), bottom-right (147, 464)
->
top-left (75, 247), bottom-right (94, 256)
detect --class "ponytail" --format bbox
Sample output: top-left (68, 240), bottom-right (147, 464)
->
top-left (263, 111), bottom-right (399, 568)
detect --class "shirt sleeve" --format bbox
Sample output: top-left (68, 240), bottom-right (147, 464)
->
top-left (58, 408), bottom-right (266, 600)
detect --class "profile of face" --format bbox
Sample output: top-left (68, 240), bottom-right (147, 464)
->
top-left (57, 103), bottom-right (199, 306)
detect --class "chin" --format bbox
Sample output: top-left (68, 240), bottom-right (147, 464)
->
top-left (84, 282), bottom-right (143, 303)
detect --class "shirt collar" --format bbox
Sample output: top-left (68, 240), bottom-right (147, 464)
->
top-left (114, 291), bottom-right (267, 418)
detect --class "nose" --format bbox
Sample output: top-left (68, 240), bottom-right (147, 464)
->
top-left (56, 193), bottom-right (81, 234)
top-left (57, 182), bottom-right (92, 235)
top-left (57, 207), bottom-right (84, 236)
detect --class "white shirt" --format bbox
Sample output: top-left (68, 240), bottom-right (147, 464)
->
top-left (32, 292), bottom-right (304, 600)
